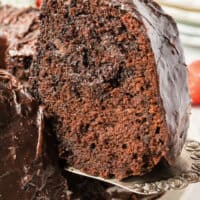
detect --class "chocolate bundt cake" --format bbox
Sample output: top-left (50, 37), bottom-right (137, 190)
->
top-left (0, 6), bottom-right (164, 199)
top-left (0, 70), bottom-right (69, 199)
top-left (31, 0), bottom-right (190, 179)
top-left (0, 5), bottom-right (39, 81)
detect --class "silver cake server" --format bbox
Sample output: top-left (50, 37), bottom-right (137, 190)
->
top-left (65, 140), bottom-right (200, 195)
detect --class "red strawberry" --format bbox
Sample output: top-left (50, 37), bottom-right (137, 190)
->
top-left (188, 60), bottom-right (200, 105)
top-left (36, 0), bottom-right (42, 8)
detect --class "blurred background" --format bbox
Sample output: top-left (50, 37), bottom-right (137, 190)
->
top-left (156, 1), bottom-right (200, 199)
top-left (1, 0), bottom-right (200, 199)
top-left (1, 0), bottom-right (35, 7)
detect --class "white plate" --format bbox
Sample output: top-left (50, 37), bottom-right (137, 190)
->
top-left (157, 0), bottom-right (200, 12)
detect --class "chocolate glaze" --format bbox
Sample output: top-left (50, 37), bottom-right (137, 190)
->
top-left (0, 34), bottom-right (8, 68)
top-left (132, 0), bottom-right (190, 161)
top-left (111, 0), bottom-right (190, 161)
top-left (0, 5), bottom-right (39, 81)
top-left (0, 70), bottom-right (69, 200)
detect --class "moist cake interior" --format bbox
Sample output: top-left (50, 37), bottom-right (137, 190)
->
top-left (32, 0), bottom-right (168, 179)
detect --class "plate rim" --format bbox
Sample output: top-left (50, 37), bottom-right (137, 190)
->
top-left (157, 0), bottom-right (200, 12)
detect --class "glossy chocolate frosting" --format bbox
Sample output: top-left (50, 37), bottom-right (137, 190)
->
top-left (0, 70), bottom-right (69, 200)
top-left (0, 5), bottom-right (39, 81)
top-left (0, 34), bottom-right (8, 68)
top-left (111, 0), bottom-right (190, 161)
top-left (132, 0), bottom-right (190, 161)
top-left (0, 6), bottom-right (39, 56)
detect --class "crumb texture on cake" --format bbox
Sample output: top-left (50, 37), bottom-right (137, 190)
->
top-left (31, 0), bottom-right (190, 179)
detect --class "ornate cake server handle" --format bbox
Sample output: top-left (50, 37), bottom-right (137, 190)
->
top-left (65, 140), bottom-right (200, 195)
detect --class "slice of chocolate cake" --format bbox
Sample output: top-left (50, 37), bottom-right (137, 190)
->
top-left (0, 70), bottom-right (69, 200)
top-left (0, 5), bottom-right (39, 82)
top-left (31, 0), bottom-right (190, 180)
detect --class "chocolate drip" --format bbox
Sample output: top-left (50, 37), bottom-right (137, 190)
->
top-left (0, 70), bottom-right (69, 200)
